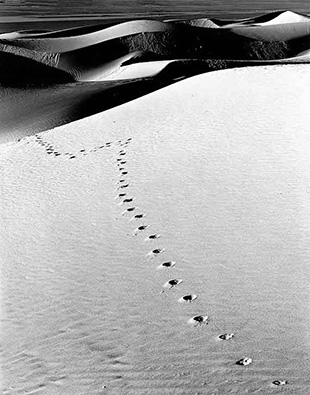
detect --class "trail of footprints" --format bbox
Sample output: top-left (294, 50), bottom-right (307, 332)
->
top-left (25, 133), bottom-right (287, 388)
top-left (114, 138), bottom-right (226, 335)
top-left (114, 137), bottom-right (288, 388)
top-left (32, 133), bottom-right (114, 158)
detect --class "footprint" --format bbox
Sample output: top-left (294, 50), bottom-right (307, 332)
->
top-left (163, 279), bottom-right (183, 289)
top-left (118, 184), bottom-right (130, 190)
top-left (272, 381), bottom-right (288, 387)
top-left (219, 333), bottom-right (235, 341)
top-left (120, 161), bottom-right (126, 165)
top-left (157, 261), bottom-right (176, 269)
top-left (126, 207), bottom-right (137, 213)
top-left (178, 294), bottom-right (198, 303)
top-left (118, 193), bottom-right (127, 198)
top-left (119, 153), bottom-right (126, 156)
top-left (123, 198), bottom-right (134, 203)
top-left (236, 358), bottom-right (252, 366)
top-left (121, 171), bottom-right (128, 175)
top-left (135, 225), bottom-right (150, 232)
top-left (188, 315), bottom-right (209, 326)
top-left (134, 214), bottom-right (146, 219)
top-left (69, 156), bottom-right (76, 159)
top-left (147, 248), bottom-right (165, 258)
top-left (118, 179), bottom-right (126, 184)
top-left (118, 167), bottom-right (125, 171)
top-left (146, 234), bottom-right (161, 241)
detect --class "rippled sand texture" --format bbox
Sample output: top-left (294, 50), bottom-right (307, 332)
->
top-left (1, 10), bottom-right (310, 142)
top-left (1, 65), bottom-right (310, 394)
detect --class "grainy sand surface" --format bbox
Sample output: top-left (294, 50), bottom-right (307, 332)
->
top-left (1, 65), bottom-right (310, 394)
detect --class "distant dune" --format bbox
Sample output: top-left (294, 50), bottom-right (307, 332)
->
top-left (0, 10), bottom-right (310, 141)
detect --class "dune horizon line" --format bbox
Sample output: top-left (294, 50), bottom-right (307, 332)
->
top-left (1, 9), bottom-right (310, 143)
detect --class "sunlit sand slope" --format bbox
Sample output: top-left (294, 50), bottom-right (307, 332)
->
top-left (1, 65), bottom-right (310, 394)
top-left (1, 10), bottom-right (310, 142)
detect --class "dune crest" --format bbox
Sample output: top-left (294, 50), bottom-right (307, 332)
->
top-left (254, 10), bottom-right (310, 25)
top-left (1, 10), bottom-right (310, 141)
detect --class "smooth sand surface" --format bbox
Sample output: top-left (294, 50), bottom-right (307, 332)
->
top-left (1, 65), bottom-right (310, 394)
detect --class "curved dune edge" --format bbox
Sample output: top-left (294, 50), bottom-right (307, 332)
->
top-left (1, 10), bottom-right (310, 142)
top-left (0, 79), bottom-right (168, 143)
top-left (2, 58), bottom-right (309, 143)
top-left (0, 11), bottom-right (310, 55)
top-left (0, 20), bottom-right (179, 53)
top-left (0, 11), bottom-right (309, 85)
top-left (253, 10), bottom-right (310, 25)
top-left (231, 22), bottom-right (310, 41)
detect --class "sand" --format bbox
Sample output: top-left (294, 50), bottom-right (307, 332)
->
top-left (1, 10), bottom-right (310, 144)
top-left (1, 9), bottom-right (310, 395)
top-left (1, 64), bottom-right (310, 394)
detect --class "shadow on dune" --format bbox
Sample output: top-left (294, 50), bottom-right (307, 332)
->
top-left (0, 78), bottom-right (175, 143)
top-left (1, 10), bottom-right (310, 142)
top-left (0, 51), bottom-right (73, 85)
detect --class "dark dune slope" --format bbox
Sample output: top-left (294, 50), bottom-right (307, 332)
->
top-left (1, 10), bottom-right (310, 142)
top-left (0, 51), bottom-right (73, 85)
top-left (1, 11), bottom-right (310, 83)
top-left (0, 78), bottom-right (174, 142)
top-left (55, 25), bottom-right (310, 80)
top-left (118, 27), bottom-right (303, 60)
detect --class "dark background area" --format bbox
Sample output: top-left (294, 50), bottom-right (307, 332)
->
top-left (0, 0), bottom-right (309, 19)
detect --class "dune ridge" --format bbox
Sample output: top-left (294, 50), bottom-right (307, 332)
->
top-left (1, 9), bottom-right (310, 141)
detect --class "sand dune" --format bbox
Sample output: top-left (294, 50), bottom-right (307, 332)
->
top-left (215, 10), bottom-right (310, 26)
top-left (1, 10), bottom-right (310, 140)
top-left (231, 22), bottom-right (310, 41)
top-left (0, 78), bottom-right (174, 143)
top-left (0, 11), bottom-right (309, 84)
top-left (175, 18), bottom-right (220, 28)
top-left (0, 20), bottom-right (178, 53)
top-left (254, 10), bottom-right (310, 25)
top-left (1, 65), bottom-right (310, 394)
top-left (3, 58), bottom-right (308, 143)
top-left (42, 25), bottom-right (310, 82)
